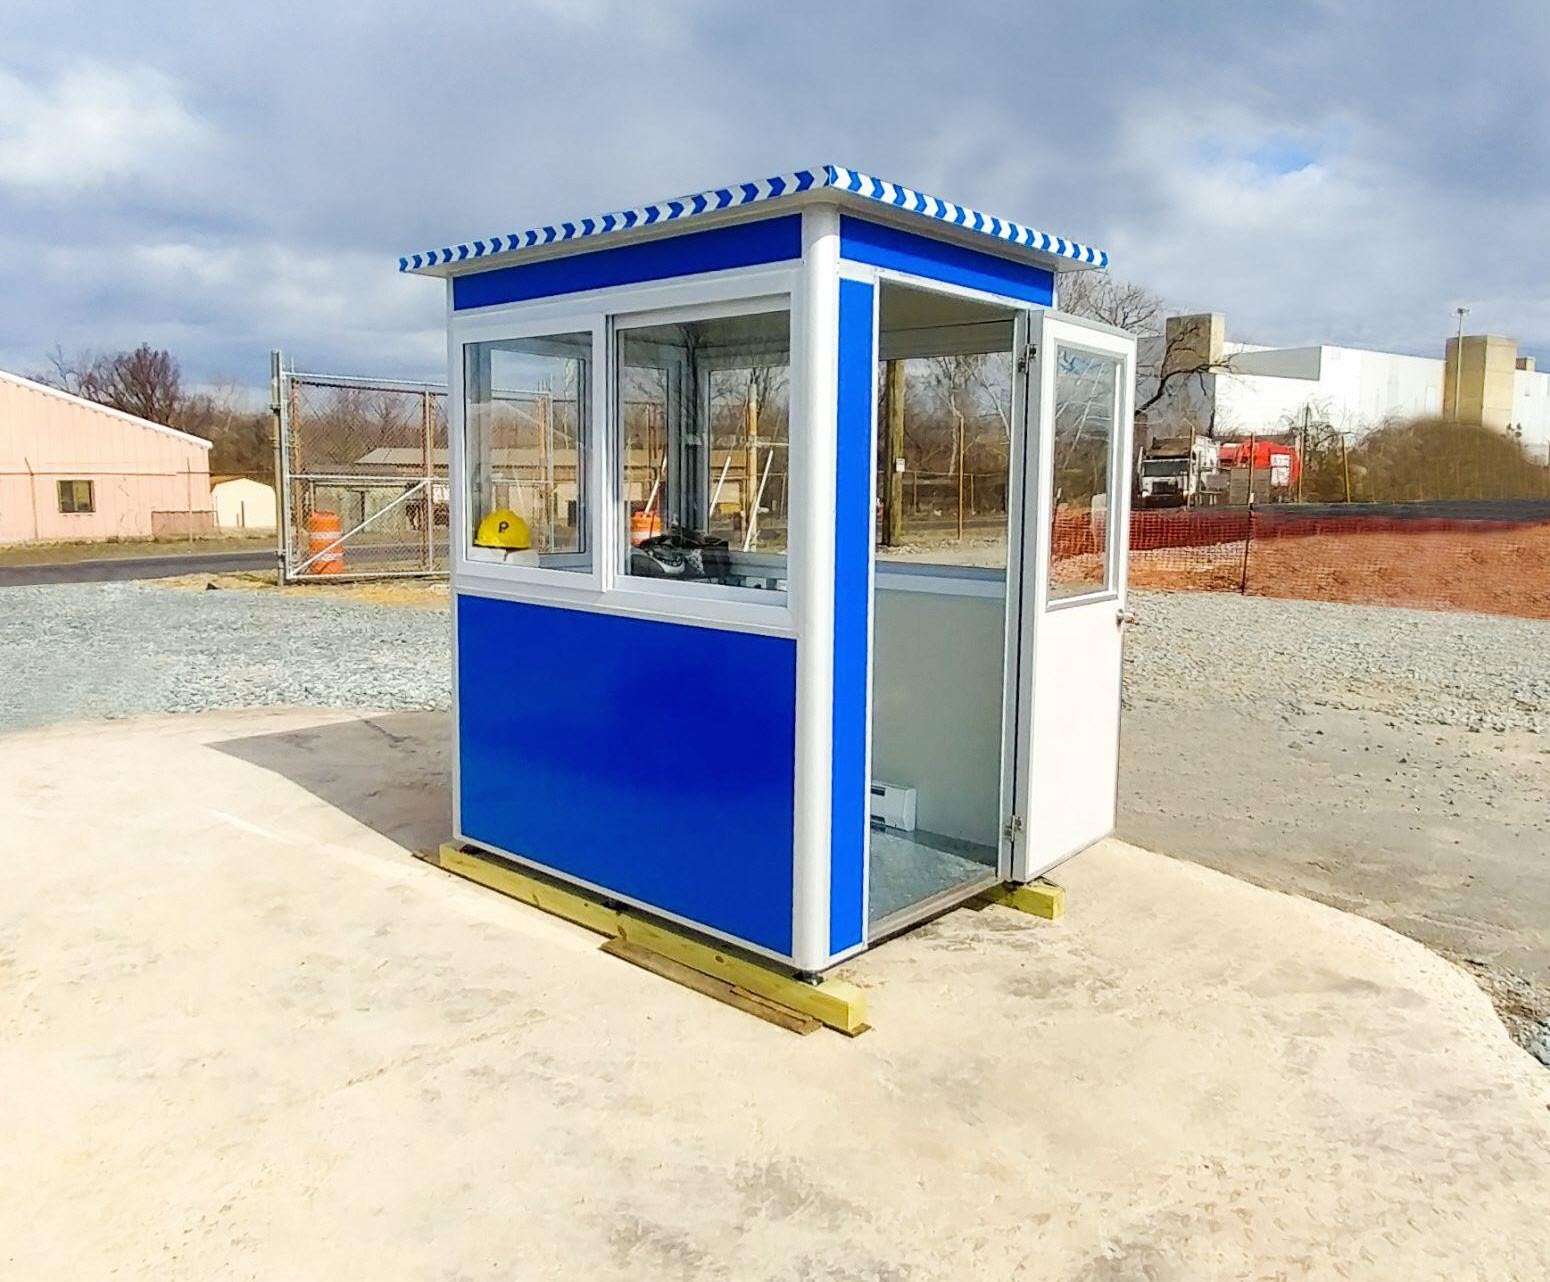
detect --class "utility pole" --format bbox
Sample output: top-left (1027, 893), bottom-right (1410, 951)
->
top-left (1298, 405), bottom-right (1308, 504)
top-left (882, 360), bottom-right (905, 547)
top-left (1452, 306), bottom-right (1469, 422)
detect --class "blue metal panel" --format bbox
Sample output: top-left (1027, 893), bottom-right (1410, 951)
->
top-left (829, 278), bottom-right (875, 955)
top-left (451, 214), bottom-right (802, 310)
top-left (456, 593), bottom-right (797, 955)
top-left (838, 215), bottom-right (1055, 306)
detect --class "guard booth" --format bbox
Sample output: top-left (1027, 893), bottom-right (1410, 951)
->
top-left (403, 166), bottom-right (1135, 976)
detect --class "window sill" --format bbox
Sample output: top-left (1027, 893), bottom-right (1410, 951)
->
top-left (452, 565), bottom-right (796, 639)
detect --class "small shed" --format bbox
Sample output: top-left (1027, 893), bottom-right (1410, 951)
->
top-left (402, 166), bottom-right (1136, 974)
top-left (212, 477), bottom-right (278, 531)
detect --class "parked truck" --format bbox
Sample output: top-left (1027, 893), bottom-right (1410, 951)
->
top-left (1136, 435), bottom-right (1225, 508)
top-left (1217, 439), bottom-right (1301, 502)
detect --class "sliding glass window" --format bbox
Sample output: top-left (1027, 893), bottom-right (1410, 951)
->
top-left (616, 308), bottom-right (791, 595)
top-left (464, 332), bottom-right (591, 572)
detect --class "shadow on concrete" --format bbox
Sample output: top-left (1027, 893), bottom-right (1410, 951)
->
top-left (212, 710), bottom-right (452, 856)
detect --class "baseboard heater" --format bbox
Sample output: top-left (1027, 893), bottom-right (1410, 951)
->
top-left (869, 780), bottom-right (917, 832)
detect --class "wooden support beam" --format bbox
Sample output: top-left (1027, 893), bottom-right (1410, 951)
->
top-left (601, 938), bottom-right (821, 1035)
top-left (979, 880), bottom-right (1066, 921)
top-left (615, 913), bottom-right (869, 1037)
top-left (433, 843), bottom-right (622, 937)
top-left (424, 844), bottom-right (869, 1036)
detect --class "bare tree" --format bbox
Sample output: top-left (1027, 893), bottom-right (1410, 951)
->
top-left (37, 344), bottom-right (272, 477)
top-left (37, 343), bottom-right (183, 425)
top-left (104, 344), bottom-right (183, 424)
top-left (40, 345), bottom-right (110, 402)
top-left (1135, 347), bottom-right (1235, 424)
top-left (1059, 274), bottom-right (1242, 436)
top-left (1059, 272), bottom-right (1165, 335)
top-left (178, 381), bottom-right (274, 480)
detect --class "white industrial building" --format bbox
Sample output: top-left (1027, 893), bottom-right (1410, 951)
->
top-left (1140, 314), bottom-right (1550, 462)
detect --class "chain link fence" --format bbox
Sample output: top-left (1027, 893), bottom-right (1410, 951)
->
top-left (272, 351), bottom-right (449, 581)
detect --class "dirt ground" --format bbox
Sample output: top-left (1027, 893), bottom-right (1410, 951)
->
top-left (0, 533), bottom-right (273, 566)
top-left (3, 708), bottom-right (1549, 1281)
top-left (1131, 523), bottom-right (1550, 619)
top-left (161, 568), bottom-right (450, 608)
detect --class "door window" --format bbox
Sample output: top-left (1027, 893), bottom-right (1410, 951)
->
top-left (1048, 346), bottom-right (1120, 601)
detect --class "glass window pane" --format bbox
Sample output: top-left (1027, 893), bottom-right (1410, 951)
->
top-left (463, 333), bottom-right (590, 571)
top-left (617, 309), bottom-right (790, 593)
top-left (1049, 346), bottom-right (1119, 601)
top-left (57, 480), bottom-right (94, 513)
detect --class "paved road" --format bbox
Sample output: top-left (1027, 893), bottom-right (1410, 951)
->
top-left (0, 548), bottom-right (277, 586)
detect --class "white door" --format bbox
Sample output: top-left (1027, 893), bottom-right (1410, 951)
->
top-left (1010, 311), bottom-right (1136, 879)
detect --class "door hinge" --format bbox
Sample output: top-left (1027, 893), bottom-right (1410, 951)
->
top-left (1002, 813), bottom-right (1024, 841)
top-left (1016, 343), bottom-right (1037, 374)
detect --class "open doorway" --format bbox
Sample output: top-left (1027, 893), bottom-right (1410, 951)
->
top-left (867, 282), bottom-right (1021, 934)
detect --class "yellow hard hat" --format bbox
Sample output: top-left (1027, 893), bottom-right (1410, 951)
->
top-left (474, 509), bottom-right (531, 549)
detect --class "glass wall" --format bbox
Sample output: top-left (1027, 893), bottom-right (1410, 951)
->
top-left (463, 333), bottom-right (591, 570)
top-left (616, 308), bottom-right (791, 593)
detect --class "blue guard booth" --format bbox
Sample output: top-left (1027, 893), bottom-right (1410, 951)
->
top-left (402, 166), bottom-right (1136, 976)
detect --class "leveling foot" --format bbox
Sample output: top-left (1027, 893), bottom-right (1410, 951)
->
top-left (421, 843), bottom-right (869, 1037)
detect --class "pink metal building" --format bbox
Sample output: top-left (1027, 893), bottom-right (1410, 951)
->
top-left (0, 368), bottom-right (213, 544)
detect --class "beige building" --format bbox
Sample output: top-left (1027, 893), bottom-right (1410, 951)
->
top-left (1443, 334), bottom-right (1531, 431)
top-left (0, 368), bottom-right (213, 543)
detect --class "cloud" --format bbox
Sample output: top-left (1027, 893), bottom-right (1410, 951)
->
top-left (0, 61), bottom-right (210, 192)
top-left (0, 0), bottom-right (1547, 387)
top-left (19, 236), bottom-right (442, 380)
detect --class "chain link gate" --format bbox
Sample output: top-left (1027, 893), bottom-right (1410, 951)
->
top-left (271, 350), bottom-right (450, 581)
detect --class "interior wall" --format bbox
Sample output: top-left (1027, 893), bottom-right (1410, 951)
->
top-left (870, 584), bottom-right (1005, 848)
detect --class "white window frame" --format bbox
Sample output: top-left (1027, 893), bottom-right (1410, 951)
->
top-left (447, 263), bottom-right (804, 639)
top-left (610, 291), bottom-right (796, 612)
top-left (453, 307), bottom-right (607, 594)
top-left (1041, 334), bottom-right (1128, 611)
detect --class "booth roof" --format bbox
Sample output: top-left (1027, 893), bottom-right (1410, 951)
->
top-left (398, 165), bottom-right (1108, 277)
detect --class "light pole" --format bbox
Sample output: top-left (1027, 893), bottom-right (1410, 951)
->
top-left (1453, 306), bottom-right (1469, 422)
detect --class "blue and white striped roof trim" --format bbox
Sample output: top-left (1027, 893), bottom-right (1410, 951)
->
top-left (399, 164), bottom-right (1108, 274)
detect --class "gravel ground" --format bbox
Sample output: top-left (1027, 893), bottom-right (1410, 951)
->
top-left (1125, 590), bottom-right (1550, 735)
top-left (0, 581), bottom-right (451, 731)
top-left (8, 580), bottom-right (1540, 737)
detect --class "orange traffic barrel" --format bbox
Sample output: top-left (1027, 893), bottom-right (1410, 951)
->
top-left (629, 509), bottom-right (662, 546)
top-left (307, 510), bottom-right (345, 575)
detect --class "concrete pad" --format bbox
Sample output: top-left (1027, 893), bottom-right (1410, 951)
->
top-left (2, 708), bottom-right (1548, 1281)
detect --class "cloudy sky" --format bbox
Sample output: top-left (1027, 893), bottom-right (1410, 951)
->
top-left (3, 1), bottom-right (1547, 390)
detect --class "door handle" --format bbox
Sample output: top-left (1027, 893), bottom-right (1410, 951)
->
top-left (1117, 608), bottom-right (1138, 628)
